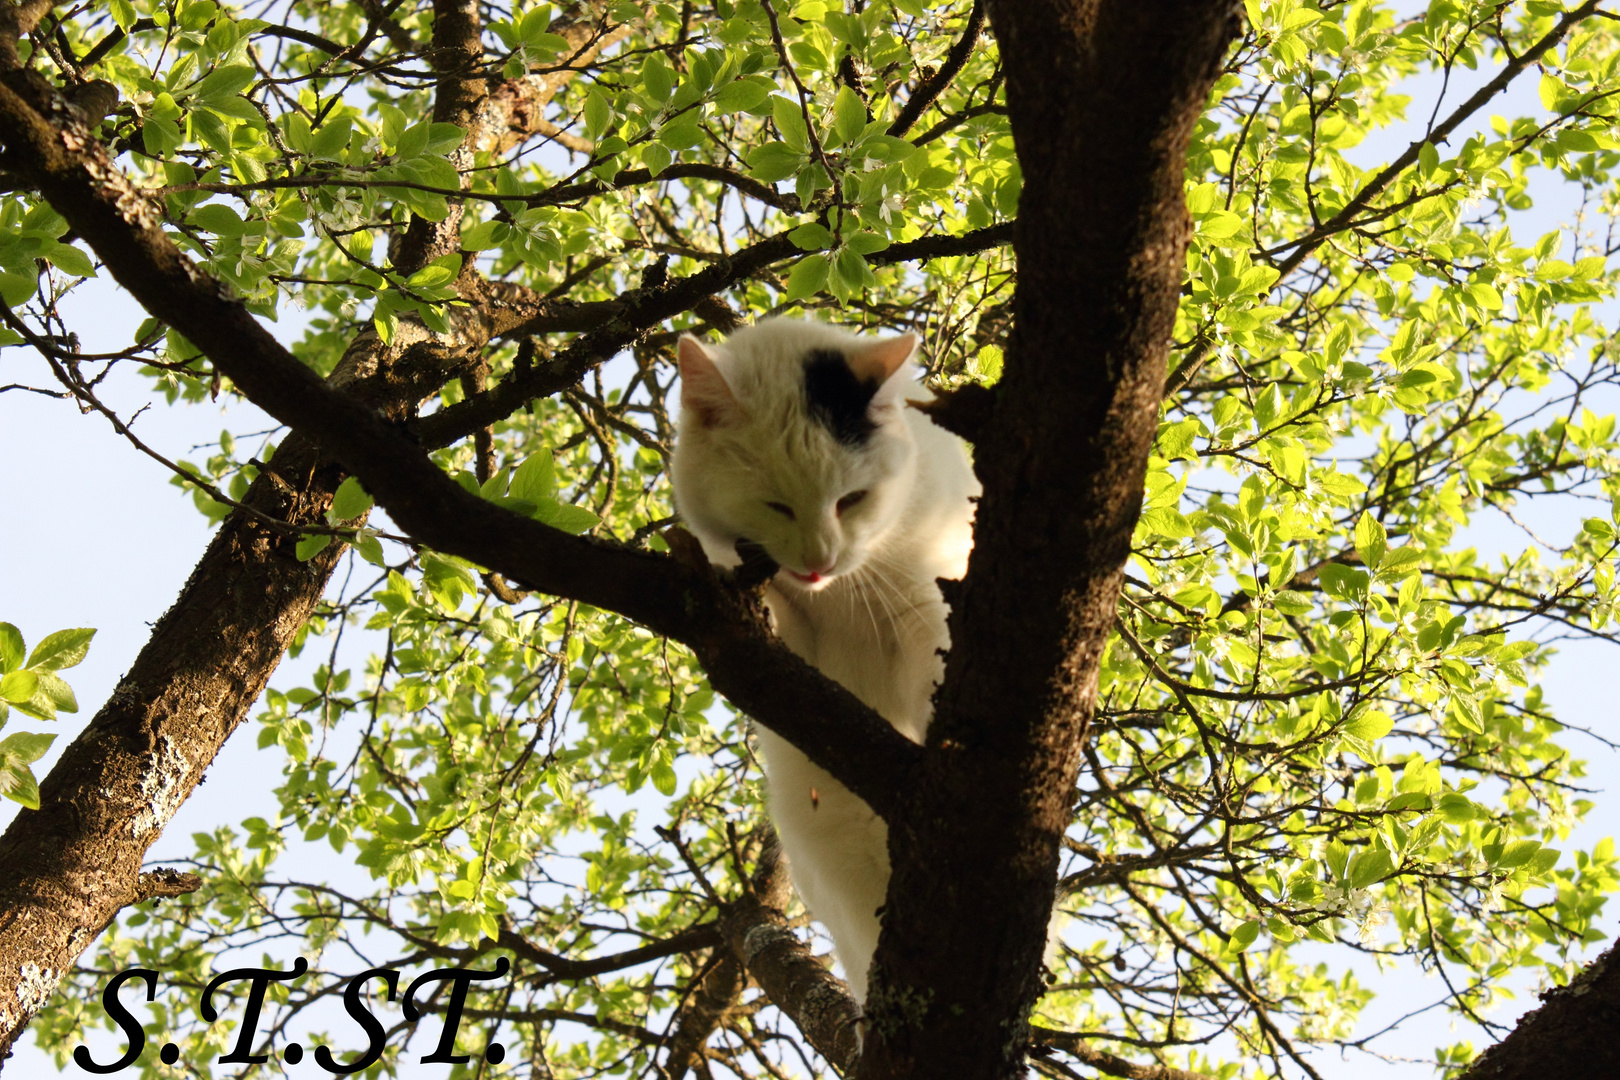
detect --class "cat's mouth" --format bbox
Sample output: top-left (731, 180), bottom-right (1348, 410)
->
top-left (781, 568), bottom-right (835, 589)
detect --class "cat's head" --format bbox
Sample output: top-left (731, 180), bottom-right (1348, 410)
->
top-left (671, 318), bottom-right (920, 591)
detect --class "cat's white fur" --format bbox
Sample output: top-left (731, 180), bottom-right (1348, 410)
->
top-left (671, 317), bottom-right (979, 1003)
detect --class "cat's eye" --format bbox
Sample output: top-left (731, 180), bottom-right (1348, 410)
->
top-left (836, 490), bottom-right (868, 515)
top-left (765, 501), bottom-right (796, 520)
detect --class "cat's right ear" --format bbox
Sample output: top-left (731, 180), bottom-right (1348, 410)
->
top-left (678, 335), bottom-right (741, 428)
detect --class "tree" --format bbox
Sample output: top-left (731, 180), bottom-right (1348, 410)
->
top-left (0, 0), bottom-right (1618, 1076)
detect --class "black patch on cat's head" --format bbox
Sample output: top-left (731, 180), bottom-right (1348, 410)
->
top-left (802, 349), bottom-right (879, 446)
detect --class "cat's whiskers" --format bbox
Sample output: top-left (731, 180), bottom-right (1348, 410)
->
top-left (847, 562), bottom-right (894, 647)
top-left (850, 550), bottom-right (934, 636)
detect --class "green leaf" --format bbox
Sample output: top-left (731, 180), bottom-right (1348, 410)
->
top-left (0, 670), bottom-right (39, 704)
top-left (355, 533), bottom-right (386, 566)
top-left (310, 116), bottom-right (353, 160)
top-left (0, 763), bottom-right (41, 810)
top-left (1354, 512), bottom-right (1387, 570)
top-left (297, 533), bottom-right (334, 561)
top-left (1226, 919), bottom-right (1261, 955)
top-left (642, 142), bottom-right (673, 177)
top-left (831, 85), bottom-right (866, 146)
top-left (1495, 840), bottom-right (1542, 869)
top-left (772, 96), bottom-right (809, 151)
top-left (1346, 848), bottom-right (1394, 890)
top-left (835, 247), bottom-right (876, 292)
top-left (0, 731), bottom-right (55, 766)
top-left (583, 90), bottom-right (612, 140)
top-left (109, 0), bottom-right (136, 31)
top-left (1157, 418), bottom-right (1201, 460)
top-left (190, 203), bottom-right (246, 236)
top-left (34, 671), bottom-right (78, 714)
top-left (1466, 282), bottom-right (1503, 310)
top-left (141, 116), bottom-right (182, 157)
top-left (784, 254), bottom-right (830, 301)
top-left (0, 624), bottom-right (22, 674)
top-left (395, 120), bottom-right (430, 159)
top-left (715, 79), bottom-right (769, 114)
top-left (788, 222), bottom-right (834, 250)
top-left (194, 63), bottom-right (256, 102)
top-left (745, 142), bottom-right (803, 183)
top-left (658, 110), bottom-right (706, 150)
top-left (643, 54), bottom-right (675, 101)
top-left (461, 220), bottom-right (508, 250)
top-left (331, 477), bottom-right (374, 520)
top-left (425, 123), bottom-right (465, 155)
top-left (1318, 562), bottom-right (1368, 601)
top-left (0, 269), bottom-right (36, 308)
top-left (650, 758), bottom-right (677, 796)
top-left (1342, 709), bottom-right (1393, 743)
top-left (1272, 590), bottom-right (1312, 615)
top-left (45, 243), bottom-right (96, 278)
top-left (534, 499), bottom-right (601, 535)
top-left (1540, 73), bottom-right (1563, 111)
top-left (511, 450), bottom-right (557, 503)
top-left (1436, 793), bottom-right (1477, 823)
top-left (1379, 546), bottom-right (1424, 576)
top-left (25, 628), bottom-right (94, 671)
top-left (845, 231), bottom-right (889, 255)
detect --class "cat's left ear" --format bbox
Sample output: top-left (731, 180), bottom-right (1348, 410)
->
top-left (847, 332), bottom-right (919, 392)
top-left (678, 334), bottom-right (742, 428)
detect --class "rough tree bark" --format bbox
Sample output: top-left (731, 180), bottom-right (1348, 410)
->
top-left (11, 1), bottom-right (1611, 1077)
top-left (1458, 943), bottom-right (1620, 1080)
top-left (853, 3), bottom-right (1244, 1076)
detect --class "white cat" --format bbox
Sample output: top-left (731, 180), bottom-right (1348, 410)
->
top-left (670, 317), bottom-right (979, 1004)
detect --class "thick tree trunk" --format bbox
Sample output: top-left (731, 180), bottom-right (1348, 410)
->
top-left (1459, 942), bottom-right (1620, 1080)
top-left (856, 3), bottom-right (1242, 1076)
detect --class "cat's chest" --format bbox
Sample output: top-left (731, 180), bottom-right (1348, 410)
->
top-left (764, 575), bottom-right (947, 739)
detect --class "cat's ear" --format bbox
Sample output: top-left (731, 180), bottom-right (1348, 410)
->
top-left (678, 335), bottom-right (741, 428)
top-left (847, 332), bottom-right (919, 391)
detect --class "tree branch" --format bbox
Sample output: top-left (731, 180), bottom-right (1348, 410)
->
top-left (719, 883), bottom-right (863, 1072)
top-left (888, 0), bottom-right (986, 137)
top-left (497, 921), bottom-right (722, 982)
top-left (1030, 1029), bottom-right (1212, 1080)
top-left (414, 222), bottom-right (1014, 450)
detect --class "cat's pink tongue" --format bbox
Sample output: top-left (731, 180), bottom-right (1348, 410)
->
top-left (788, 570), bottom-right (822, 584)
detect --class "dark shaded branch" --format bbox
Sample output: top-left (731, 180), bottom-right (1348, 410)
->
top-left (855, 3), bottom-right (1244, 1076)
top-left (664, 951), bottom-right (746, 1080)
top-left (909, 381), bottom-right (996, 443)
top-left (415, 222), bottom-right (1014, 450)
top-left (888, 0), bottom-right (987, 137)
top-left (1030, 1029), bottom-right (1213, 1080)
top-left (497, 921), bottom-right (722, 981)
top-left (535, 161), bottom-right (803, 212)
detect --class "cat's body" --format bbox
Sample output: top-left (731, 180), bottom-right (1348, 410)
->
top-left (671, 318), bottom-right (978, 1003)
